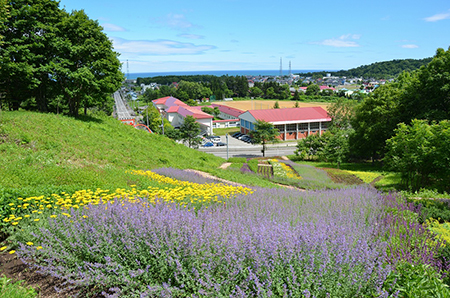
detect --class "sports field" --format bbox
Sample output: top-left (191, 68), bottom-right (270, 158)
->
top-left (216, 100), bottom-right (330, 111)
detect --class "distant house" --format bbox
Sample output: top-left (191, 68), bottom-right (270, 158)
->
top-left (191, 104), bottom-right (244, 129)
top-left (238, 107), bottom-right (331, 141)
top-left (152, 96), bottom-right (213, 135)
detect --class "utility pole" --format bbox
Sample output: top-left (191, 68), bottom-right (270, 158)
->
top-left (160, 109), bottom-right (165, 135)
top-left (226, 133), bottom-right (229, 160)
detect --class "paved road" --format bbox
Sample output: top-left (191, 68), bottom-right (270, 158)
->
top-left (114, 91), bottom-right (133, 120)
top-left (198, 135), bottom-right (298, 158)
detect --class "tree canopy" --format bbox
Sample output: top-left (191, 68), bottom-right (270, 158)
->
top-left (249, 120), bottom-right (279, 157)
top-left (296, 57), bottom-right (432, 79)
top-left (0, 0), bottom-right (123, 116)
top-left (180, 115), bottom-right (202, 148)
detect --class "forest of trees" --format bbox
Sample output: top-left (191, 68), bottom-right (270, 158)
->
top-left (297, 57), bottom-right (433, 79)
top-left (0, 0), bottom-right (124, 116)
top-left (296, 47), bottom-right (450, 192)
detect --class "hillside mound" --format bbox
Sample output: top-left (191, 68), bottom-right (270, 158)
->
top-left (0, 111), bottom-right (223, 197)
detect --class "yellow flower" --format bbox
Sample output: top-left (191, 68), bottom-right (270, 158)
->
top-left (9, 250), bottom-right (15, 254)
top-left (11, 222), bottom-right (19, 226)
top-left (50, 215), bottom-right (57, 218)
top-left (36, 246), bottom-right (43, 250)
top-left (26, 242), bottom-right (34, 246)
top-left (62, 213), bottom-right (71, 217)
top-left (34, 219), bottom-right (40, 222)
top-left (0, 246), bottom-right (7, 251)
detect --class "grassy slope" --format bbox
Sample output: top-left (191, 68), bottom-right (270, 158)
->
top-left (0, 111), bottom-right (226, 197)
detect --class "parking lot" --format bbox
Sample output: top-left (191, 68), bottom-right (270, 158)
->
top-left (198, 133), bottom-right (298, 158)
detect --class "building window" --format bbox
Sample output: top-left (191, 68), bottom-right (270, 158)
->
top-left (322, 121), bottom-right (329, 129)
top-left (310, 122), bottom-right (320, 130)
top-left (286, 123), bottom-right (297, 132)
top-left (299, 123), bottom-right (308, 131)
top-left (274, 124), bottom-right (284, 132)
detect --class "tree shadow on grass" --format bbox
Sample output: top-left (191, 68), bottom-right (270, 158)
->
top-left (73, 114), bottom-right (104, 124)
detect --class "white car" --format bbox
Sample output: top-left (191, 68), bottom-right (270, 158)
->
top-left (205, 135), bottom-right (221, 143)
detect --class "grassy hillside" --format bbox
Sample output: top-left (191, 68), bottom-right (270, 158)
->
top-left (0, 111), bottom-right (225, 197)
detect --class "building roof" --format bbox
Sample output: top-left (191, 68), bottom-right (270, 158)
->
top-left (213, 119), bottom-right (240, 123)
top-left (153, 96), bottom-right (212, 120)
top-left (152, 96), bottom-right (188, 107)
top-left (212, 104), bottom-right (245, 118)
top-left (242, 107), bottom-right (331, 125)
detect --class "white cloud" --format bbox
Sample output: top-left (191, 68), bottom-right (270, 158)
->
top-left (111, 37), bottom-right (216, 56)
top-left (157, 13), bottom-right (198, 30)
top-left (401, 44), bottom-right (419, 49)
top-left (314, 34), bottom-right (361, 48)
top-left (101, 23), bottom-right (126, 32)
top-left (424, 11), bottom-right (450, 22)
top-left (178, 33), bottom-right (204, 39)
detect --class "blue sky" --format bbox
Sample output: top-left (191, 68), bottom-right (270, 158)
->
top-left (59, 0), bottom-right (450, 73)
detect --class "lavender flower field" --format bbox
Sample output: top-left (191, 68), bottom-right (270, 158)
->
top-left (11, 169), bottom-right (450, 297)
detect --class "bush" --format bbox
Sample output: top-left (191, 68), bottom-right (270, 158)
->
top-left (227, 157), bottom-right (247, 163)
top-left (383, 262), bottom-right (450, 297)
top-left (247, 159), bottom-right (259, 173)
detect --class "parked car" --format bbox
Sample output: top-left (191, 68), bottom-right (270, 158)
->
top-left (232, 132), bottom-right (243, 138)
top-left (216, 142), bottom-right (226, 147)
top-left (238, 134), bottom-right (248, 140)
top-left (205, 135), bottom-right (221, 143)
top-left (242, 136), bottom-right (252, 143)
top-left (202, 142), bottom-right (214, 147)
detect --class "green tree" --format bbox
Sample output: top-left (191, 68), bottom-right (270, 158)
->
top-left (327, 98), bottom-right (358, 130)
top-left (265, 87), bottom-right (276, 99)
top-left (350, 74), bottom-right (410, 160)
top-left (249, 120), bottom-right (279, 157)
top-left (293, 90), bottom-right (301, 101)
top-left (0, 0), bottom-right (8, 44)
top-left (0, 1), bottom-right (123, 116)
top-left (385, 120), bottom-right (435, 190)
top-left (249, 86), bottom-right (263, 98)
top-left (273, 101), bottom-right (280, 109)
top-left (180, 115), bottom-right (202, 148)
top-left (294, 100), bottom-right (299, 108)
top-left (278, 84), bottom-right (290, 99)
top-left (295, 133), bottom-right (324, 160)
top-left (143, 105), bottom-right (165, 134)
top-left (399, 47), bottom-right (450, 122)
top-left (319, 129), bottom-right (353, 168)
top-left (385, 120), bottom-right (450, 192)
top-left (54, 10), bottom-right (123, 116)
top-left (305, 84), bottom-right (320, 96)
top-left (0, 0), bottom-right (63, 111)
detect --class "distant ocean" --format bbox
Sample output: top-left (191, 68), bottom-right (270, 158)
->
top-left (126, 69), bottom-right (333, 80)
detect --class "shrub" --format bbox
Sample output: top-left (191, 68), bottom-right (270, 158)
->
top-left (247, 159), bottom-right (259, 173)
top-left (227, 157), bottom-right (246, 163)
top-left (383, 262), bottom-right (450, 297)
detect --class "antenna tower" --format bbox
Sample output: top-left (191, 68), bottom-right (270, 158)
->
top-left (279, 57), bottom-right (282, 77)
top-left (127, 60), bottom-right (130, 81)
top-left (289, 61), bottom-right (292, 76)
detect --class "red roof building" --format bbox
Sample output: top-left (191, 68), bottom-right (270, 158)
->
top-left (152, 96), bottom-right (213, 135)
top-left (238, 107), bottom-right (331, 140)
